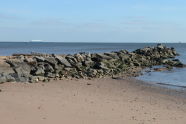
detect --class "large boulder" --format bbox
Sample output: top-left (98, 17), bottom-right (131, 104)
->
top-left (54, 55), bottom-right (72, 67)
top-left (34, 66), bottom-right (45, 76)
top-left (162, 59), bottom-right (184, 67)
top-left (86, 69), bottom-right (97, 78)
top-left (66, 55), bottom-right (78, 66)
top-left (34, 56), bottom-right (45, 62)
top-left (45, 57), bottom-right (57, 66)
top-left (95, 53), bottom-right (113, 60)
top-left (13, 63), bottom-right (31, 77)
top-left (6, 59), bottom-right (24, 67)
top-left (44, 63), bottom-right (55, 73)
top-left (74, 53), bottom-right (84, 62)
top-left (104, 52), bottom-right (120, 59)
top-left (0, 73), bottom-right (8, 83)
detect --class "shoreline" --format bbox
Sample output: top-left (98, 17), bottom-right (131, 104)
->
top-left (1, 77), bottom-right (186, 123)
top-left (1, 74), bottom-right (186, 99)
top-left (0, 43), bottom-right (186, 94)
top-left (1, 50), bottom-right (186, 123)
top-left (1, 44), bottom-right (185, 84)
top-left (120, 77), bottom-right (186, 99)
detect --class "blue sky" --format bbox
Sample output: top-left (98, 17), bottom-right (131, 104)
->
top-left (0, 0), bottom-right (186, 42)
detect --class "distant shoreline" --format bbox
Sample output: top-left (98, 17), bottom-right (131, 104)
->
top-left (0, 41), bottom-right (185, 43)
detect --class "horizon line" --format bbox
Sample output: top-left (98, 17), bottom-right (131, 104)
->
top-left (0, 41), bottom-right (185, 43)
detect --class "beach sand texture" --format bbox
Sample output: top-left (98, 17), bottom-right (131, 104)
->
top-left (0, 78), bottom-right (186, 124)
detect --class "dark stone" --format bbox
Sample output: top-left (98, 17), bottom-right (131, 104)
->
top-left (104, 53), bottom-right (119, 59)
top-left (162, 59), bottom-right (184, 67)
top-left (29, 76), bottom-right (39, 83)
top-left (45, 72), bottom-right (56, 78)
top-left (6, 59), bottom-right (23, 67)
top-left (34, 56), bottom-right (45, 62)
top-left (157, 44), bottom-right (165, 49)
top-left (95, 53), bottom-right (113, 60)
top-left (13, 63), bottom-right (31, 77)
top-left (66, 55), bottom-right (77, 65)
top-left (74, 53), bottom-right (84, 62)
top-left (44, 63), bottom-right (54, 73)
top-left (14, 74), bottom-right (30, 82)
top-left (54, 55), bottom-right (72, 67)
top-left (0, 74), bottom-right (7, 83)
top-left (83, 60), bottom-right (94, 67)
top-left (6, 74), bottom-right (16, 82)
top-left (24, 57), bottom-right (37, 65)
top-left (45, 57), bottom-right (57, 66)
top-left (86, 69), bottom-right (97, 77)
top-left (35, 66), bottom-right (45, 76)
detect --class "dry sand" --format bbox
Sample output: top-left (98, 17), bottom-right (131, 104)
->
top-left (0, 78), bottom-right (186, 124)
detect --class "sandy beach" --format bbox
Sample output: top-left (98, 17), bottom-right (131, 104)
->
top-left (0, 78), bottom-right (186, 124)
top-left (0, 46), bottom-right (186, 124)
top-left (1, 0), bottom-right (186, 123)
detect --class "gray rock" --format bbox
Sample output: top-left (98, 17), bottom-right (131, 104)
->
top-left (74, 53), bottom-right (84, 62)
top-left (55, 64), bottom-right (65, 74)
top-left (37, 76), bottom-right (45, 81)
top-left (96, 53), bottom-right (113, 60)
top-left (0, 73), bottom-right (15, 83)
top-left (6, 74), bottom-right (16, 82)
top-left (6, 59), bottom-right (23, 67)
top-left (45, 57), bottom-right (57, 66)
top-left (54, 55), bottom-right (72, 67)
top-left (104, 53), bottom-right (119, 59)
top-left (87, 69), bottom-right (97, 77)
top-left (14, 63), bottom-right (31, 77)
top-left (84, 60), bottom-right (94, 67)
top-left (34, 56), bottom-right (45, 62)
top-left (44, 63), bottom-right (54, 72)
top-left (29, 76), bottom-right (45, 83)
top-left (119, 50), bottom-right (129, 54)
top-left (24, 57), bottom-right (36, 63)
top-left (15, 75), bottom-right (30, 82)
top-left (0, 73), bottom-right (7, 83)
top-left (46, 72), bottom-right (56, 78)
top-left (66, 55), bottom-right (77, 65)
top-left (163, 59), bottom-right (184, 67)
top-left (97, 62), bottom-right (109, 70)
top-left (157, 44), bottom-right (165, 49)
top-left (64, 67), bottom-right (71, 71)
top-left (29, 76), bottom-right (39, 83)
top-left (35, 66), bottom-right (45, 76)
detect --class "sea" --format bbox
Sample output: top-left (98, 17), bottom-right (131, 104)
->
top-left (0, 42), bottom-right (186, 88)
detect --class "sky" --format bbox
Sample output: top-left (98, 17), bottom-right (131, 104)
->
top-left (0, 0), bottom-right (186, 43)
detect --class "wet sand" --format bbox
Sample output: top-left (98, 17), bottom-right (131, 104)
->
top-left (0, 78), bottom-right (186, 124)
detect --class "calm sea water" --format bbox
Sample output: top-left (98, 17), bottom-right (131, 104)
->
top-left (0, 42), bottom-right (186, 88)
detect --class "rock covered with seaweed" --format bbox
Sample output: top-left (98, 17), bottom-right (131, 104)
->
top-left (0, 44), bottom-right (185, 83)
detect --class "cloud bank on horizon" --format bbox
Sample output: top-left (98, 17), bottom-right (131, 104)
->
top-left (0, 0), bottom-right (186, 43)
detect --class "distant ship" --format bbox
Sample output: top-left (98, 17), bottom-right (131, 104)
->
top-left (29, 40), bottom-right (43, 42)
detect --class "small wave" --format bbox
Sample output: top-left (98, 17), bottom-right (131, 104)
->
top-left (157, 83), bottom-right (186, 88)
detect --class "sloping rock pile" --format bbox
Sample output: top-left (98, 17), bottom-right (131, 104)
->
top-left (0, 44), bottom-right (184, 83)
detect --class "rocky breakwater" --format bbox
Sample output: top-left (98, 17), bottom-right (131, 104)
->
top-left (0, 44), bottom-right (185, 83)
